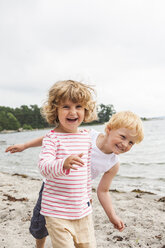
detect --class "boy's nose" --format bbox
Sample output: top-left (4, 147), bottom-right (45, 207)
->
top-left (122, 140), bottom-right (129, 148)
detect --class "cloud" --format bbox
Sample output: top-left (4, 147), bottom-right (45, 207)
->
top-left (0, 0), bottom-right (165, 117)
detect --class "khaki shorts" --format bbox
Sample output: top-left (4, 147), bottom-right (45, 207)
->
top-left (45, 214), bottom-right (96, 248)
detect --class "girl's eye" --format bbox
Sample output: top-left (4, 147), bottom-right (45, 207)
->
top-left (63, 105), bottom-right (69, 109)
top-left (76, 105), bottom-right (82, 109)
top-left (129, 141), bottom-right (134, 146)
top-left (121, 135), bottom-right (125, 139)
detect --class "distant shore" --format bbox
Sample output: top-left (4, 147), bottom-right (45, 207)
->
top-left (2, 117), bottom-right (162, 134)
top-left (0, 128), bottom-right (46, 134)
top-left (0, 123), bottom-right (101, 134)
top-left (0, 171), bottom-right (165, 248)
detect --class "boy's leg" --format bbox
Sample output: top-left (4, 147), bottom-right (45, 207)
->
top-left (36, 237), bottom-right (46, 248)
top-left (29, 182), bottom-right (48, 248)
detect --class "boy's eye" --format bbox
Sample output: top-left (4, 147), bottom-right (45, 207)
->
top-left (121, 135), bottom-right (125, 139)
top-left (129, 141), bottom-right (134, 146)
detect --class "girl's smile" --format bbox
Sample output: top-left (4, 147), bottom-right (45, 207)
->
top-left (55, 100), bottom-right (85, 133)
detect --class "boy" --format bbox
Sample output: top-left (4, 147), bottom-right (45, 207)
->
top-left (6, 111), bottom-right (144, 247)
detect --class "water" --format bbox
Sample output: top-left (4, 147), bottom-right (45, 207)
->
top-left (0, 119), bottom-right (165, 195)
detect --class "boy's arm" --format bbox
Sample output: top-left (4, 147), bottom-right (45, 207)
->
top-left (97, 162), bottom-right (125, 232)
top-left (5, 136), bottom-right (44, 153)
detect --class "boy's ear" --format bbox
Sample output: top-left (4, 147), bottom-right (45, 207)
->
top-left (106, 126), bottom-right (111, 134)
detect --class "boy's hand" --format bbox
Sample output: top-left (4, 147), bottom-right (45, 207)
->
top-left (63, 153), bottom-right (84, 170)
top-left (109, 215), bottom-right (125, 232)
top-left (5, 144), bottom-right (25, 153)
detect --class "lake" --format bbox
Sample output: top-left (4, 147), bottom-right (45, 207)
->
top-left (0, 119), bottom-right (165, 195)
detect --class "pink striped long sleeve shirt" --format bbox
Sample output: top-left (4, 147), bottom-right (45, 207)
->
top-left (38, 129), bottom-right (92, 219)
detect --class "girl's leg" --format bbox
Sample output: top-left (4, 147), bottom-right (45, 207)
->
top-left (74, 214), bottom-right (96, 248)
top-left (45, 214), bottom-right (96, 248)
top-left (45, 216), bottom-right (75, 248)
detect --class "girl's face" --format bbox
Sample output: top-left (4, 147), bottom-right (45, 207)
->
top-left (56, 100), bottom-right (85, 133)
top-left (106, 127), bottom-right (137, 154)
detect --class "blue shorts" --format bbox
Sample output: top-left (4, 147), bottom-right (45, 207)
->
top-left (29, 182), bottom-right (49, 239)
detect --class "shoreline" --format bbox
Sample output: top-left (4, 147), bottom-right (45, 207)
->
top-left (1, 169), bottom-right (164, 196)
top-left (0, 171), bottom-right (165, 248)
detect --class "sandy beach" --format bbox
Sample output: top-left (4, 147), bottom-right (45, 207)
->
top-left (0, 171), bottom-right (165, 248)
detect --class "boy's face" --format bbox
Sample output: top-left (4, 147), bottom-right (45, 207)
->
top-left (56, 100), bottom-right (85, 133)
top-left (106, 127), bottom-right (137, 154)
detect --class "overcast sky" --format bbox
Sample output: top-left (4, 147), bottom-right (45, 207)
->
top-left (0, 0), bottom-right (165, 118)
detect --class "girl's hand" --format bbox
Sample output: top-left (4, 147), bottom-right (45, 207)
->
top-left (109, 215), bottom-right (125, 232)
top-left (63, 153), bottom-right (84, 170)
top-left (5, 144), bottom-right (25, 153)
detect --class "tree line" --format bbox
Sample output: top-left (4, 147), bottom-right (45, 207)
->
top-left (0, 104), bottom-right (116, 131)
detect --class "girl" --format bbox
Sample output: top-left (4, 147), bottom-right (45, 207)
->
top-left (6, 106), bottom-right (144, 248)
top-left (23, 80), bottom-right (97, 248)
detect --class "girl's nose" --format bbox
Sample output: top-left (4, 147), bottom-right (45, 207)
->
top-left (69, 107), bottom-right (76, 114)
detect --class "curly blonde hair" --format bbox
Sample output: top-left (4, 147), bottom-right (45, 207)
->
top-left (105, 111), bottom-right (144, 144)
top-left (41, 80), bottom-right (97, 125)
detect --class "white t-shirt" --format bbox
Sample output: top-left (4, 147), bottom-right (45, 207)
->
top-left (90, 129), bottom-right (119, 180)
top-left (43, 128), bottom-right (119, 182)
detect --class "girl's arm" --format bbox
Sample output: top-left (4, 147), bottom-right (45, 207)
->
top-left (38, 134), bottom-right (84, 178)
top-left (5, 136), bottom-right (44, 153)
top-left (97, 162), bottom-right (125, 232)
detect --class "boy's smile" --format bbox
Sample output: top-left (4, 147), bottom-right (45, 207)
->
top-left (56, 100), bottom-right (85, 133)
top-left (108, 128), bottom-right (137, 154)
top-left (98, 127), bottom-right (137, 155)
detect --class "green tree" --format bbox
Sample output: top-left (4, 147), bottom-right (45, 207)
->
top-left (0, 110), bottom-right (8, 130)
top-left (6, 112), bottom-right (20, 130)
top-left (29, 104), bottom-right (48, 128)
top-left (14, 104), bottom-right (48, 129)
top-left (0, 111), bottom-right (20, 130)
top-left (0, 103), bottom-right (117, 131)
top-left (22, 124), bottom-right (32, 130)
top-left (97, 104), bottom-right (116, 123)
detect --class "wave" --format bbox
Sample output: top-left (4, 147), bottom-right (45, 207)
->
top-left (0, 140), bottom-right (6, 144)
top-left (121, 162), bottom-right (165, 166)
top-left (116, 175), bottom-right (165, 182)
top-left (116, 175), bottom-right (145, 180)
top-left (158, 177), bottom-right (165, 182)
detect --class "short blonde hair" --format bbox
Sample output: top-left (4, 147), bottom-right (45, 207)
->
top-left (41, 80), bottom-right (97, 125)
top-left (105, 111), bottom-right (144, 143)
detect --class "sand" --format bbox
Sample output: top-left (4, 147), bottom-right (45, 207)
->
top-left (0, 171), bottom-right (165, 248)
